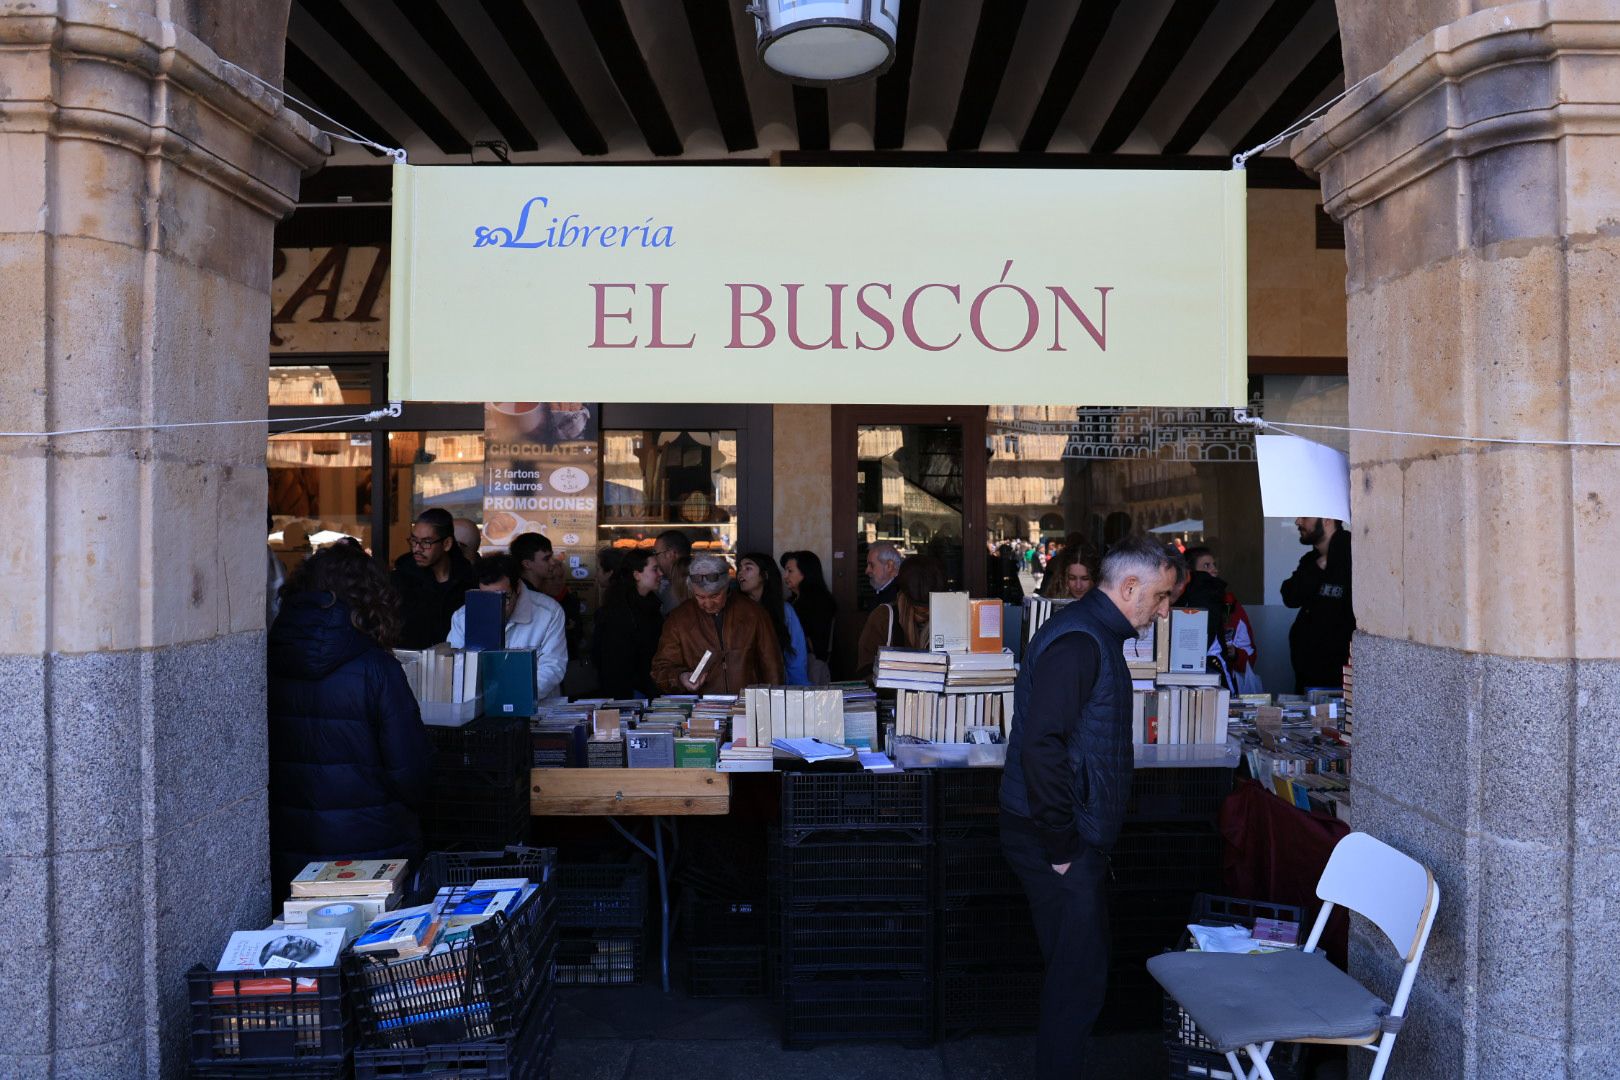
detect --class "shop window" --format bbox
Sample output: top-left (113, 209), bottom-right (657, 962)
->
top-left (268, 364), bottom-right (372, 405)
top-left (267, 431), bottom-right (375, 568)
top-left (598, 430), bottom-right (738, 560)
top-left (855, 423), bottom-right (965, 600)
top-left (388, 431), bottom-right (486, 559)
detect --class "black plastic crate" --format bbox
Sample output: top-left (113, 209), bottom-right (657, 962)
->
top-left (1109, 888), bottom-right (1199, 962)
top-left (937, 903), bottom-right (1040, 967)
top-left (556, 862), bottom-right (648, 929)
top-left (783, 908), bottom-right (932, 974)
top-left (428, 716), bottom-right (530, 775)
top-left (932, 768), bottom-right (1004, 833)
top-left (1108, 823), bottom-right (1224, 891)
top-left (345, 886), bottom-right (556, 1049)
top-left (189, 1062), bottom-right (350, 1080)
top-left (423, 782), bottom-right (531, 851)
top-left (782, 772), bottom-right (932, 836)
top-left (1126, 767), bottom-right (1236, 822)
top-left (781, 975), bottom-right (933, 1048)
top-left (1168, 1043), bottom-right (1302, 1080)
top-left (936, 966), bottom-right (1041, 1037)
top-left (779, 837), bottom-right (932, 908)
top-left (186, 964), bottom-right (352, 1069)
top-left (554, 928), bottom-right (643, 986)
top-left (353, 983), bottom-right (556, 1080)
top-left (686, 945), bottom-right (766, 998)
top-left (681, 891), bottom-right (765, 947)
top-left (936, 833), bottom-right (1022, 900)
top-left (415, 846), bottom-right (558, 898)
top-left (1163, 893), bottom-right (1306, 1064)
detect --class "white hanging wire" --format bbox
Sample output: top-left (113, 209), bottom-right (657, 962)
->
top-left (0, 405), bottom-right (403, 440)
top-left (1232, 67), bottom-right (1378, 169)
top-left (218, 56), bottom-right (407, 164)
top-left (1254, 417), bottom-right (1620, 450)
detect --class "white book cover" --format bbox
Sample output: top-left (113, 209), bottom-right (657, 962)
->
top-left (218, 927), bottom-right (346, 971)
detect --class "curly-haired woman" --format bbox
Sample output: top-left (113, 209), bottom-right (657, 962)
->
top-left (268, 540), bottom-right (432, 897)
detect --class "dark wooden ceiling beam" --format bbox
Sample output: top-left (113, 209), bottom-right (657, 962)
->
top-left (295, 0), bottom-right (470, 155)
top-left (388, 0), bottom-right (536, 152)
top-left (283, 41), bottom-right (400, 155)
top-left (1088, 0), bottom-right (1216, 154)
top-left (947, 0), bottom-right (1029, 151)
top-left (1163, 0), bottom-right (1313, 155)
top-left (477, 0), bottom-right (606, 156)
top-left (679, 0), bottom-right (757, 152)
top-left (576, 0), bottom-right (683, 156)
top-left (775, 149), bottom-right (1317, 187)
top-left (793, 86), bottom-right (830, 152)
top-left (1232, 33), bottom-right (1342, 157)
top-left (1019, 0), bottom-right (1122, 153)
top-left (873, 0), bottom-right (923, 150)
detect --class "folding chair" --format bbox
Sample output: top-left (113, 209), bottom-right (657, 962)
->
top-left (1147, 831), bottom-right (1439, 1080)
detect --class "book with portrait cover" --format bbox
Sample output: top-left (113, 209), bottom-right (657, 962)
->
top-left (217, 927), bottom-right (346, 972)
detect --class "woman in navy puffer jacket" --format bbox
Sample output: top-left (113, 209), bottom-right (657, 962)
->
top-left (268, 540), bottom-right (432, 896)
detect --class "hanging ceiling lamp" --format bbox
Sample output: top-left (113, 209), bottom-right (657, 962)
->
top-left (747, 0), bottom-right (901, 86)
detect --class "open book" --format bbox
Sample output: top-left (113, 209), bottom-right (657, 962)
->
top-left (771, 737), bottom-right (854, 763)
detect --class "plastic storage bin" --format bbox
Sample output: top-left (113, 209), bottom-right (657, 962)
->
top-left (186, 964), bottom-right (352, 1071)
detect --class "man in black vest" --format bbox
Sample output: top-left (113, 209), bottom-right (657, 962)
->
top-left (1000, 534), bottom-right (1184, 1078)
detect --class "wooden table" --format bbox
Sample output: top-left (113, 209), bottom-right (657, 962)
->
top-left (530, 767), bottom-right (734, 990)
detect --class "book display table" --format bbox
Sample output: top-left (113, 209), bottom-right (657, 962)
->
top-left (530, 768), bottom-right (733, 991)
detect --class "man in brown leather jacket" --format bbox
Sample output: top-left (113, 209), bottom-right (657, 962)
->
top-left (651, 554), bottom-right (785, 694)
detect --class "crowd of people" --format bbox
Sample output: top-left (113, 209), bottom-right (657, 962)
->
top-left (263, 508), bottom-right (1353, 918)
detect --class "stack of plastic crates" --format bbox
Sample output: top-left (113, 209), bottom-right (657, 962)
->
top-left (777, 771), bottom-right (935, 1048)
top-left (554, 861), bottom-right (647, 986)
top-left (1104, 765), bottom-right (1235, 1027)
top-left (932, 768), bottom-right (1041, 1038)
top-left (347, 846), bottom-right (559, 1080)
top-left (1163, 894), bottom-right (1307, 1080)
top-left (186, 962), bottom-right (353, 1080)
top-left (677, 821), bottom-right (769, 997)
top-left (425, 716), bottom-right (532, 851)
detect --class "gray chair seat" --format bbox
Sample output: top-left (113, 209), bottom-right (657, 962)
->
top-left (1147, 948), bottom-right (1389, 1052)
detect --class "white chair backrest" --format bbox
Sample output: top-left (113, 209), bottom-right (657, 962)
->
top-left (1317, 832), bottom-right (1435, 961)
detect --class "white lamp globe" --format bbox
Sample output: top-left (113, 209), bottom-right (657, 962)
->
top-left (748, 0), bottom-right (901, 86)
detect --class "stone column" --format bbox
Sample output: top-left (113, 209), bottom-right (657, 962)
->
top-left (0, 2), bottom-right (325, 1076)
top-left (1295, 2), bottom-right (1620, 1075)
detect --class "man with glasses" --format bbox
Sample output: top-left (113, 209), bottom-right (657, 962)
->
top-left (392, 508), bottom-right (478, 648)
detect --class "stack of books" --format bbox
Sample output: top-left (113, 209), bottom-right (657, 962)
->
top-left (944, 650), bottom-right (1015, 693)
top-left (872, 648), bottom-right (948, 692)
top-left (893, 689), bottom-right (1014, 742)
top-left (1131, 686), bottom-right (1231, 745)
top-left (717, 741), bottom-right (774, 773)
top-left (837, 682), bottom-right (879, 750)
top-left (688, 697), bottom-right (737, 740)
top-left (394, 645), bottom-right (482, 726)
top-left (282, 859), bottom-right (409, 928)
top-left (1021, 596), bottom-right (1074, 646)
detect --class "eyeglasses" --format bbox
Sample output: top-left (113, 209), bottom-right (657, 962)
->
top-left (407, 536), bottom-right (445, 550)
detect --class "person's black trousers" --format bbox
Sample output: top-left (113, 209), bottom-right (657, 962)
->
top-left (1000, 813), bottom-right (1110, 1080)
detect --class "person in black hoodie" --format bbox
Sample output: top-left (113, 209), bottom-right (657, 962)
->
top-left (1281, 517), bottom-right (1355, 693)
top-left (392, 508), bottom-right (478, 649)
top-left (269, 540), bottom-right (432, 897)
top-left (591, 549), bottom-right (664, 699)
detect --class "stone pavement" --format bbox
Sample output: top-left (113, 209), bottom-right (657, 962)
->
top-left (550, 980), bottom-right (1167, 1080)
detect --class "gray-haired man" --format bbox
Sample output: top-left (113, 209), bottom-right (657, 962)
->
top-left (864, 541), bottom-right (902, 608)
top-left (999, 535), bottom-right (1184, 1079)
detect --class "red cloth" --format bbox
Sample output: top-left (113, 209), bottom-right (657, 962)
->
top-left (1219, 779), bottom-right (1351, 969)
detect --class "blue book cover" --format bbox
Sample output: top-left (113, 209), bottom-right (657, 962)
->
top-left (463, 590), bottom-right (505, 652)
